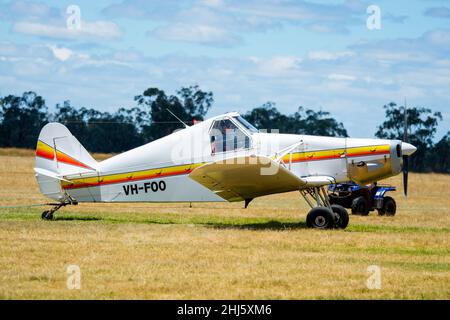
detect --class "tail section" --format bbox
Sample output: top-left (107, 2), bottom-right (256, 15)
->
top-left (35, 123), bottom-right (98, 201)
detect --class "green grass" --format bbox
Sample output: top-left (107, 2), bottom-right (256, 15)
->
top-left (1, 207), bottom-right (448, 235)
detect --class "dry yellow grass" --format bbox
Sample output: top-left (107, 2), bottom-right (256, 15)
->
top-left (0, 149), bottom-right (449, 299)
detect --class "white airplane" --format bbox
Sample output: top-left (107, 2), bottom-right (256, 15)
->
top-left (34, 112), bottom-right (416, 229)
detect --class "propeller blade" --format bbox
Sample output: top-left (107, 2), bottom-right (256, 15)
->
top-left (402, 155), bottom-right (409, 197)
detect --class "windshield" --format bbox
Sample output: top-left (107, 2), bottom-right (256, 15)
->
top-left (210, 118), bottom-right (250, 153)
top-left (234, 116), bottom-right (258, 133)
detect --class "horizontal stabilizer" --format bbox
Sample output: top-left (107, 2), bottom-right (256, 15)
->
top-left (34, 167), bottom-right (72, 183)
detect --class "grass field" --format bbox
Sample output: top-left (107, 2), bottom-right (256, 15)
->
top-left (0, 149), bottom-right (449, 299)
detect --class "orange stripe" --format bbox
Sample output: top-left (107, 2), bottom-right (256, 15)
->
top-left (36, 147), bottom-right (54, 160)
top-left (62, 169), bottom-right (192, 190)
top-left (36, 140), bottom-right (93, 170)
top-left (55, 150), bottom-right (92, 169)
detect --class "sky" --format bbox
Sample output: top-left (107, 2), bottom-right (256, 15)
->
top-left (0, 0), bottom-right (449, 139)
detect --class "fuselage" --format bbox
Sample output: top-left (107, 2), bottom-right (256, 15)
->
top-left (55, 112), bottom-right (409, 203)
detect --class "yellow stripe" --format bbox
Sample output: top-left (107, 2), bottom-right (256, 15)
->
top-left (62, 162), bottom-right (205, 189)
top-left (281, 145), bottom-right (390, 163)
top-left (347, 144), bottom-right (390, 157)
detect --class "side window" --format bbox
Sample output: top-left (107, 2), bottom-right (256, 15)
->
top-left (210, 119), bottom-right (250, 154)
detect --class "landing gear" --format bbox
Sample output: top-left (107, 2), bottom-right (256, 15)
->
top-left (306, 207), bottom-right (335, 229)
top-left (40, 200), bottom-right (77, 221)
top-left (41, 210), bottom-right (54, 220)
top-left (300, 186), bottom-right (349, 230)
top-left (331, 204), bottom-right (349, 229)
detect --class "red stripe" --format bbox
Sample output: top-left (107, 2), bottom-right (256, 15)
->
top-left (290, 153), bottom-right (342, 163)
top-left (36, 148), bottom-right (54, 160)
top-left (347, 150), bottom-right (389, 157)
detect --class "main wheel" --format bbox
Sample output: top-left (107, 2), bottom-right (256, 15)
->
top-left (351, 196), bottom-right (370, 216)
top-left (331, 204), bottom-right (349, 229)
top-left (378, 196), bottom-right (396, 216)
top-left (306, 207), bottom-right (335, 229)
top-left (41, 210), bottom-right (54, 220)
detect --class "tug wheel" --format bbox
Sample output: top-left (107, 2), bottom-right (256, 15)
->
top-left (331, 204), bottom-right (349, 229)
top-left (306, 207), bottom-right (335, 229)
top-left (41, 211), bottom-right (54, 220)
top-left (378, 196), bottom-right (396, 216)
top-left (351, 196), bottom-right (370, 216)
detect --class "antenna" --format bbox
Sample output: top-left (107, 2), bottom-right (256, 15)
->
top-left (166, 108), bottom-right (190, 128)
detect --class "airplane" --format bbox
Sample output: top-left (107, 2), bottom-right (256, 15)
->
top-left (34, 112), bottom-right (417, 229)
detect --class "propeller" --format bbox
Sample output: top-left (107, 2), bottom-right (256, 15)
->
top-left (402, 155), bottom-right (408, 196)
top-left (403, 101), bottom-right (408, 197)
top-left (401, 100), bottom-right (417, 197)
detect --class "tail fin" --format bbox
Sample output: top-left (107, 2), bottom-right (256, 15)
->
top-left (35, 123), bottom-right (98, 201)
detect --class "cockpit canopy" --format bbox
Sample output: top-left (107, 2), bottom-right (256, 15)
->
top-left (209, 115), bottom-right (258, 154)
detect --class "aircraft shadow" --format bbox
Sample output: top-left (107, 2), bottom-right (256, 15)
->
top-left (54, 216), bottom-right (102, 221)
top-left (53, 215), bottom-right (307, 230)
top-left (204, 220), bottom-right (308, 231)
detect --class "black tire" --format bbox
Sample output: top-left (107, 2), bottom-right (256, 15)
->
top-left (306, 207), bottom-right (335, 229)
top-left (381, 196), bottom-right (396, 216)
top-left (351, 196), bottom-right (370, 216)
top-left (41, 210), bottom-right (53, 220)
top-left (331, 204), bottom-right (349, 229)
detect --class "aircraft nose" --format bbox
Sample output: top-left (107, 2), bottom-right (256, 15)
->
top-left (401, 142), bottom-right (417, 156)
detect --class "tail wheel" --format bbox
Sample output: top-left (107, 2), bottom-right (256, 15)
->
top-left (379, 196), bottom-right (396, 216)
top-left (306, 207), bottom-right (335, 229)
top-left (41, 210), bottom-right (54, 220)
top-left (351, 196), bottom-right (370, 216)
top-left (331, 204), bottom-right (349, 229)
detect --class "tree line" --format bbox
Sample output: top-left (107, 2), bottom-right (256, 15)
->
top-left (0, 87), bottom-right (448, 173)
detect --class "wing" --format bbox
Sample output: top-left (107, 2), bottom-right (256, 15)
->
top-left (189, 155), bottom-right (305, 202)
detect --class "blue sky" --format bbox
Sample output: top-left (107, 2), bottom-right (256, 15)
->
top-left (0, 0), bottom-right (449, 138)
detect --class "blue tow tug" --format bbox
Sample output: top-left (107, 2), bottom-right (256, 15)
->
top-left (328, 182), bottom-right (397, 216)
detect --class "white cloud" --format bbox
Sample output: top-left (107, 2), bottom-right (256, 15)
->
top-left (248, 56), bottom-right (302, 76)
top-left (201, 0), bottom-right (224, 8)
top-left (426, 29), bottom-right (450, 47)
top-left (327, 73), bottom-right (356, 81)
top-left (105, 0), bottom-right (365, 47)
top-left (46, 45), bottom-right (90, 62)
top-left (152, 23), bottom-right (240, 47)
top-left (13, 20), bottom-right (122, 40)
top-left (265, 56), bottom-right (302, 71)
top-left (48, 45), bottom-right (72, 61)
top-left (308, 50), bottom-right (354, 61)
top-left (0, 0), bottom-right (61, 21)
